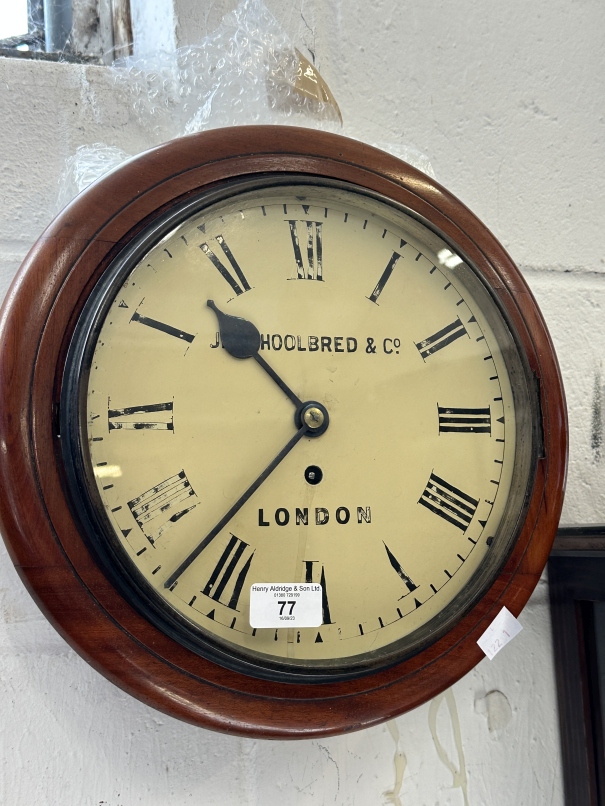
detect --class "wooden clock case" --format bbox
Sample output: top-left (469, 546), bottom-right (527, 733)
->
top-left (0, 126), bottom-right (567, 738)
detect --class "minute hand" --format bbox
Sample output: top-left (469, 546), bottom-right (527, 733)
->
top-left (164, 424), bottom-right (308, 589)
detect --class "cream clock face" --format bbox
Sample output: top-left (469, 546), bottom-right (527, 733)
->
top-left (63, 179), bottom-right (535, 681)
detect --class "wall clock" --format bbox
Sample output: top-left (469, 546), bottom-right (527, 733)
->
top-left (0, 126), bottom-right (566, 738)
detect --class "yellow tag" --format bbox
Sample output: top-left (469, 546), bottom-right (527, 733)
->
top-left (292, 49), bottom-right (343, 124)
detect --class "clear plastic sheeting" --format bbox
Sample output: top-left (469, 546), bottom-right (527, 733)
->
top-left (57, 144), bottom-right (132, 213)
top-left (112, 0), bottom-right (342, 138)
top-left (56, 0), bottom-right (434, 207)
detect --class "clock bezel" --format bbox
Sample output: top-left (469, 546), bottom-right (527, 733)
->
top-left (60, 174), bottom-right (540, 684)
top-left (0, 126), bottom-right (567, 738)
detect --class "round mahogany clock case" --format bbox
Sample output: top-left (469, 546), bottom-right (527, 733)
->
top-left (0, 127), bottom-right (566, 738)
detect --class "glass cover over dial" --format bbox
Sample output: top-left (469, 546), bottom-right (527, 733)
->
top-left (62, 179), bottom-right (536, 682)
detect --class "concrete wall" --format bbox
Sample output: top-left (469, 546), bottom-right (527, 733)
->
top-left (1, 0), bottom-right (604, 802)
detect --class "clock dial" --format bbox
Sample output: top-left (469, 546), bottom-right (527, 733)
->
top-left (63, 180), bottom-right (535, 680)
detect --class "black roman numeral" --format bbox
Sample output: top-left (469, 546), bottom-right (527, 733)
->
top-left (288, 220), bottom-right (323, 280)
top-left (305, 560), bottom-right (333, 623)
top-left (415, 318), bottom-right (468, 359)
top-left (127, 470), bottom-right (198, 544)
top-left (419, 473), bottom-right (478, 532)
top-left (368, 252), bottom-right (402, 303)
top-left (202, 534), bottom-right (254, 610)
top-left (383, 543), bottom-right (418, 597)
top-left (200, 235), bottom-right (251, 296)
top-left (108, 401), bottom-right (174, 431)
top-left (438, 405), bottom-right (491, 434)
top-left (131, 311), bottom-right (195, 343)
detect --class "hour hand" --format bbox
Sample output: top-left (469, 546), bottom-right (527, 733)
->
top-left (207, 300), bottom-right (303, 408)
top-left (207, 299), bottom-right (260, 359)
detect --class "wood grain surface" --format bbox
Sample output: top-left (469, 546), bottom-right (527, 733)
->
top-left (0, 126), bottom-right (567, 738)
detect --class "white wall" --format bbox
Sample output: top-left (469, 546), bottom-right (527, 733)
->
top-left (1, 0), bottom-right (604, 803)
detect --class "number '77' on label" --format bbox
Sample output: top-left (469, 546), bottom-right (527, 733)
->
top-left (249, 583), bottom-right (323, 628)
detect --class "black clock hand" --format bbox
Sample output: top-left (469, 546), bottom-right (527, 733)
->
top-left (207, 300), bottom-right (303, 408)
top-left (164, 423), bottom-right (308, 589)
top-left (163, 302), bottom-right (330, 588)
